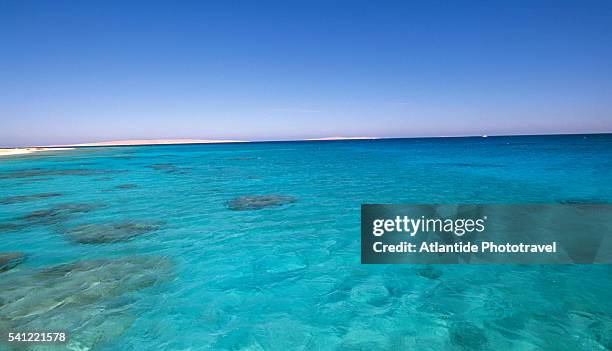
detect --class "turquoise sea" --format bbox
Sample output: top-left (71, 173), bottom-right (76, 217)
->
top-left (0, 134), bottom-right (611, 350)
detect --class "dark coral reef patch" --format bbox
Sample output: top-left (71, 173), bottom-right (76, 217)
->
top-left (20, 203), bottom-right (102, 224)
top-left (145, 163), bottom-right (191, 174)
top-left (0, 223), bottom-right (27, 233)
top-left (146, 163), bottom-right (176, 171)
top-left (442, 162), bottom-right (505, 169)
top-left (115, 183), bottom-right (138, 189)
top-left (227, 195), bottom-right (296, 211)
top-left (0, 255), bottom-right (174, 350)
top-left (0, 193), bottom-right (63, 205)
top-left (0, 252), bottom-right (26, 273)
top-left (0, 168), bottom-right (111, 180)
top-left (449, 322), bottom-right (489, 351)
top-left (556, 198), bottom-right (609, 205)
top-left (416, 266), bottom-right (443, 280)
top-left (64, 221), bottom-right (165, 244)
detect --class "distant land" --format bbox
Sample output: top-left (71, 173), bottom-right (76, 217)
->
top-left (50, 139), bottom-right (248, 147)
top-left (39, 132), bottom-right (609, 148)
top-left (0, 147), bottom-right (74, 157)
top-left (0, 137), bottom-right (378, 157)
top-left (305, 136), bottom-right (379, 141)
top-left (2, 133), bottom-right (608, 158)
top-left (49, 137), bottom-right (379, 147)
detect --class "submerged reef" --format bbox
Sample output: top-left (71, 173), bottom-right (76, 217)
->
top-left (111, 155), bottom-right (137, 160)
top-left (0, 223), bottom-right (28, 233)
top-left (0, 193), bottom-right (63, 205)
top-left (416, 266), bottom-right (443, 280)
top-left (93, 176), bottom-right (114, 181)
top-left (556, 198), bottom-right (609, 205)
top-left (0, 168), bottom-right (111, 180)
top-left (115, 183), bottom-right (138, 189)
top-left (64, 221), bottom-right (165, 244)
top-left (20, 203), bottom-right (102, 224)
top-left (0, 252), bottom-right (26, 273)
top-left (19, 177), bottom-right (53, 184)
top-left (449, 322), bottom-right (489, 351)
top-left (102, 183), bottom-right (139, 192)
top-left (146, 163), bottom-right (177, 171)
top-left (229, 157), bottom-right (258, 161)
top-left (437, 162), bottom-right (505, 169)
top-left (145, 163), bottom-right (191, 174)
top-left (0, 203), bottom-right (103, 235)
top-left (0, 256), bottom-right (174, 350)
top-left (227, 195), bottom-right (297, 211)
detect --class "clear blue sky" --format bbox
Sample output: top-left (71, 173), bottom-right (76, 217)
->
top-left (1, 0), bottom-right (611, 146)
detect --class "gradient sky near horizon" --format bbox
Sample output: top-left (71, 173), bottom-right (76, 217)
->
top-left (1, 0), bottom-right (611, 147)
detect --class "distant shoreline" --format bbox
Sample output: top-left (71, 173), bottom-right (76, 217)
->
top-left (45, 133), bottom-right (610, 148)
top-left (45, 137), bottom-right (379, 148)
top-left (50, 139), bottom-right (249, 147)
top-left (1, 133), bottom-right (610, 153)
top-left (57, 137), bottom-right (381, 147)
top-left (0, 147), bottom-right (75, 158)
top-left (0, 137), bottom-right (377, 157)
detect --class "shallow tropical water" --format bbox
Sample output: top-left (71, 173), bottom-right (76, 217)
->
top-left (0, 135), bottom-right (611, 350)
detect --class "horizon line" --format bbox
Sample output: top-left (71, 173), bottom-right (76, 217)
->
top-left (1, 131), bottom-right (607, 149)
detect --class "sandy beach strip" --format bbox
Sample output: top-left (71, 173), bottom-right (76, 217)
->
top-left (1, 137), bottom-right (377, 157)
top-left (52, 137), bottom-right (379, 147)
top-left (304, 136), bottom-right (379, 141)
top-left (0, 147), bottom-right (74, 158)
top-left (52, 139), bottom-right (248, 147)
